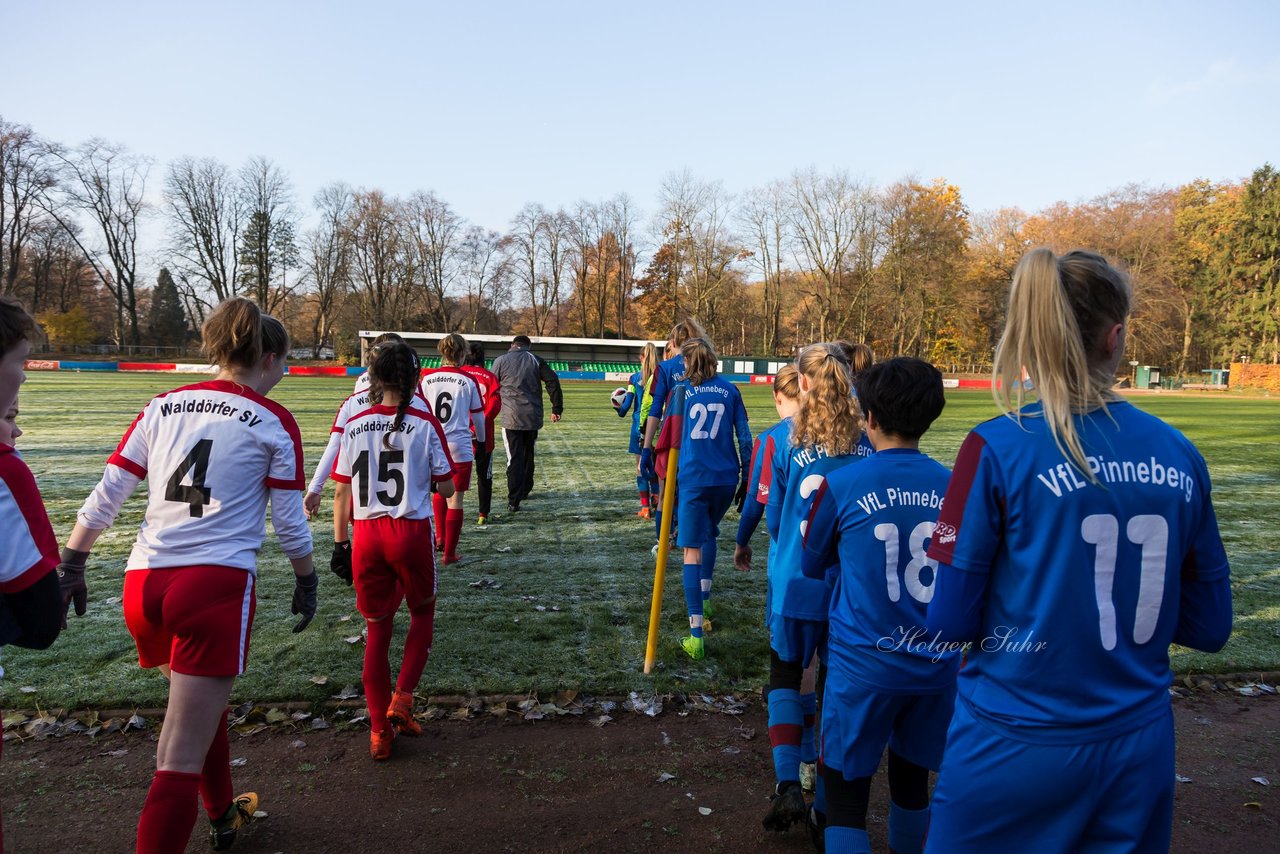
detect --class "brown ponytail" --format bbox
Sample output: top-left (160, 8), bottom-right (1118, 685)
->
top-left (681, 338), bottom-right (719, 386)
top-left (438, 333), bottom-right (467, 367)
top-left (202, 297), bottom-right (265, 369)
top-left (994, 247), bottom-right (1131, 480)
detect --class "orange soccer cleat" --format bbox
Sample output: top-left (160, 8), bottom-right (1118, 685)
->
top-left (370, 727), bottom-right (396, 760)
top-left (636, 507), bottom-right (652, 519)
top-left (387, 689), bottom-right (421, 737)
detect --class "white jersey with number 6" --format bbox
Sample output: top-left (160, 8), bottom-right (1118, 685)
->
top-left (417, 367), bottom-right (482, 463)
top-left (78, 380), bottom-right (307, 574)
top-left (332, 404), bottom-right (455, 521)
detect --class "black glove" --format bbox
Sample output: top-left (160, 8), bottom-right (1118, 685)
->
top-left (291, 572), bottom-right (319, 633)
top-left (57, 547), bottom-right (90, 629)
top-left (329, 540), bottom-right (353, 586)
top-left (734, 479), bottom-right (749, 513)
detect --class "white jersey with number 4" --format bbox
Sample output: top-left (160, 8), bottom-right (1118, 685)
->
top-left (332, 404), bottom-right (455, 521)
top-left (417, 368), bottom-right (482, 462)
top-left (77, 380), bottom-right (307, 574)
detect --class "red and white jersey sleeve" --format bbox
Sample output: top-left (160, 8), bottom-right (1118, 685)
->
top-left (0, 446), bottom-right (59, 593)
top-left (417, 368), bottom-right (482, 463)
top-left (332, 404), bottom-right (455, 521)
top-left (353, 371), bottom-right (371, 395)
top-left (80, 380), bottom-right (305, 575)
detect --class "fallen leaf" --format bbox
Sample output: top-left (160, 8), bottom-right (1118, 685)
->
top-left (339, 614), bottom-right (352, 622)
top-left (332, 685), bottom-right (360, 700)
top-left (252, 810), bottom-right (267, 819)
top-left (310, 718), bottom-right (330, 730)
top-left (101, 748), bottom-right (129, 757)
top-left (230, 757), bottom-right (247, 767)
top-left (127, 714), bottom-right (146, 730)
top-left (19, 687), bottom-right (36, 694)
top-left (264, 709), bottom-right (288, 724)
top-left (291, 712), bottom-right (312, 722)
top-left (1244, 802), bottom-right (1262, 810)
top-left (290, 740), bottom-right (306, 749)
top-left (343, 635), bottom-right (363, 644)
top-left (1175, 774), bottom-right (1193, 783)
top-left (698, 807), bottom-right (712, 816)
top-left (722, 746), bottom-right (741, 756)
top-left (535, 605), bottom-right (547, 612)
top-left (657, 772), bottom-right (676, 783)
top-left (1252, 776), bottom-right (1270, 786)
top-left (451, 706), bottom-right (472, 721)
top-left (309, 675), bottom-right (328, 686)
top-left (661, 731), bottom-right (672, 747)
top-left (590, 715), bottom-right (613, 727)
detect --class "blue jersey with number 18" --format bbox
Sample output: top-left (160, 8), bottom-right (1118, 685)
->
top-left (927, 401), bottom-right (1230, 743)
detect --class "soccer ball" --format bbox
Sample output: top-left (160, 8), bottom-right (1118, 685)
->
top-left (610, 387), bottom-right (629, 410)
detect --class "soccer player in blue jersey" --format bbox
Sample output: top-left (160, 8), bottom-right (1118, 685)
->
top-left (758, 343), bottom-right (867, 837)
top-left (640, 318), bottom-right (706, 541)
top-left (924, 249), bottom-right (1232, 853)
top-left (618, 342), bottom-right (659, 518)
top-left (655, 337), bottom-right (751, 661)
top-left (801, 357), bottom-right (957, 854)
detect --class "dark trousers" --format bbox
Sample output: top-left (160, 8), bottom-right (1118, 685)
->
top-left (474, 442), bottom-right (494, 517)
top-left (503, 428), bottom-right (538, 506)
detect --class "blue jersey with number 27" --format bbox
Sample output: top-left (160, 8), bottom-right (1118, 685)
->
top-left (927, 401), bottom-right (1230, 743)
top-left (664, 377), bottom-right (751, 489)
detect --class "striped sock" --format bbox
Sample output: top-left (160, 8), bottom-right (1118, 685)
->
top-left (801, 691), bottom-right (818, 763)
top-left (767, 688), bottom-right (803, 785)
top-left (682, 562), bottom-right (703, 638)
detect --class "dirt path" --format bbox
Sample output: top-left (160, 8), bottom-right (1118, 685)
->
top-left (2, 692), bottom-right (1275, 853)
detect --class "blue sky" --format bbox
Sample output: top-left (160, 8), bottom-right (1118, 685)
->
top-left (9, 1), bottom-right (1279, 247)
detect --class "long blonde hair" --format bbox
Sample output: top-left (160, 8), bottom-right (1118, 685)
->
top-left (681, 337), bottom-right (718, 387)
top-left (669, 317), bottom-right (707, 350)
top-left (791, 343), bottom-right (861, 455)
top-left (994, 247), bottom-right (1131, 479)
top-left (640, 342), bottom-right (658, 388)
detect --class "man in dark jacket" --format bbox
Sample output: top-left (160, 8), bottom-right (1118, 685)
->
top-left (491, 335), bottom-right (563, 512)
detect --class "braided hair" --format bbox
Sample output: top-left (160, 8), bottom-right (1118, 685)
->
top-left (367, 341), bottom-right (422, 449)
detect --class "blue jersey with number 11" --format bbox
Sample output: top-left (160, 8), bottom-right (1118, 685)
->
top-left (928, 401), bottom-right (1230, 743)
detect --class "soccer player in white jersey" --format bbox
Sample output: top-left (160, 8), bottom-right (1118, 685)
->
top-left (417, 333), bottom-right (485, 564)
top-left (62, 297), bottom-right (318, 854)
top-left (331, 341), bottom-right (456, 760)
top-left (305, 333), bottom-right (407, 584)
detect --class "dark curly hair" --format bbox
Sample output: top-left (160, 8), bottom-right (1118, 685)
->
top-left (367, 341), bottom-right (421, 448)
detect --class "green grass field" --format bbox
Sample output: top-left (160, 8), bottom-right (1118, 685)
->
top-left (1, 375), bottom-right (1276, 709)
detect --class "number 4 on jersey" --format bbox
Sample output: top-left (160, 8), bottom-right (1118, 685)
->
top-left (166, 439), bottom-right (213, 518)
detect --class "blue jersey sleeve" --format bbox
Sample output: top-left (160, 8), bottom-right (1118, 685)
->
top-left (618, 391), bottom-right (635, 417)
top-left (763, 435), bottom-right (789, 542)
top-left (734, 391), bottom-right (751, 478)
top-left (736, 436), bottom-right (767, 546)
top-left (927, 562), bottom-right (989, 642)
top-left (649, 362), bottom-right (671, 422)
top-left (927, 430), bottom-right (1002, 573)
top-left (1173, 461), bottom-right (1232, 651)
top-left (799, 479), bottom-right (837, 579)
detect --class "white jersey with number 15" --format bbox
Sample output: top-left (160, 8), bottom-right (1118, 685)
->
top-left (332, 404), bottom-right (455, 521)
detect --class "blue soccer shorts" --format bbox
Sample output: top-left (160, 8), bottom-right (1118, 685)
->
top-left (768, 613), bottom-right (827, 666)
top-left (820, 672), bottom-right (956, 779)
top-left (925, 699), bottom-right (1174, 853)
top-left (676, 484), bottom-right (735, 548)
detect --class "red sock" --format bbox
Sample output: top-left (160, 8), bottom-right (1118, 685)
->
top-left (444, 509), bottom-right (464, 559)
top-left (199, 708), bottom-right (232, 819)
top-left (639, 490), bottom-right (650, 508)
top-left (137, 770), bottom-right (201, 854)
top-left (432, 494), bottom-right (447, 547)
top-left (363, 616), bottom-right (394, 733)
top-left (396, 600), bottom-right (437, 692)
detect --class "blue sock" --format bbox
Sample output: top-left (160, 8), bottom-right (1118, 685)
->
top-left (700, 539), bottom-right (716, 603)
top-left (682, 562), bottom-right (703, 638)
top-left (814, 765), bottom-right (826, 817)
top-left (767, 688), bottom-right (803, 785)
top-left (825, 827), bottom-right (870, 854)
top-left (888, 802), bottom-right (929, 854)
top-left (654, 507), bottom-right (663, 540)
top-left (800, 691), bottom-right (817, 763)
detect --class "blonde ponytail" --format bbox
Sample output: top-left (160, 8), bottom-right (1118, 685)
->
top-left (994, 247), bottom-right (1131, 480)
top-left (791, 343), bottom-right (860, 456)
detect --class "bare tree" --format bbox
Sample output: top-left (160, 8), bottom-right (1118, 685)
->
top-left (303, 182), bottom-right (353, 356)
top-left (345, 189), bottom-right (409, 329)
top-left (43, 139), bottom-right (150, 345)
top-left (237, 156), bottom-right (299, 313)
top-left (403, 190), bottom-right (463, 330)
top-left (608, 193), bottom-right (639, 336)
top-left (0, 119), bottom-right (57, 296)
top-left (789, 168), bottom-right (870, 342)
top-left (506, 203), bottom-right (549, 334)
top-left (162, 156), bottom-right (242, 314)
top-left (739, 181), bottom-right (792, 355)
top-left (459, 225), bottom-right (507, 333)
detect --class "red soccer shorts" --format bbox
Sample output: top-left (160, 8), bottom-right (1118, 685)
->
top-left (450, 460), bottom-right (473, 493)
top-left (123, 565), bottom-right (256, 677)
top-left (353, 516), bottom-right (438, 617)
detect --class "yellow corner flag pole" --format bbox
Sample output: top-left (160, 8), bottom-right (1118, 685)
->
top-left (643, 447), bottom-right (680, 674)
